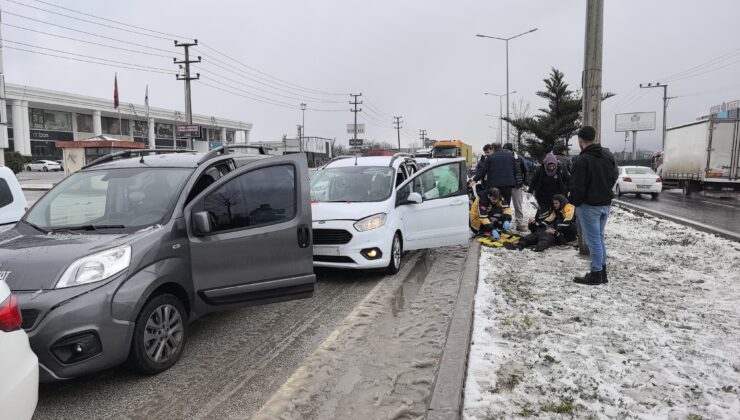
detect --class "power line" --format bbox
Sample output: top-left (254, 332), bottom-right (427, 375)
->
top-left (668, 58), bottom-right (740, 83)
top-left (662, 48), bottom-right (740, 82)
top-left (198, 81), bottom-right (302, 110)
top-left (1, 11), bottom-right (176, 54)
top-left (2, 22), bottom-right (172, 58)
top-left (4, 46), bottom-right (172, 74)
top-left (6, 0), bottom-right (175, 41)
top-left (30, 0), bottom-right (190, 39)
top-left (4, 39), bottom-right (173, 72)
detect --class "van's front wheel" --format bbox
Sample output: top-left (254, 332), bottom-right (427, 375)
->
top-left (129, 293), bottom-right (188, 375)
top-left (386, 233), bottom-right (402, 275)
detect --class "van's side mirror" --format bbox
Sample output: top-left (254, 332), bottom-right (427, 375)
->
top-left (406, 192), bottom-right (423, 205)
top-left (193, 211), bottom-right (211, 235)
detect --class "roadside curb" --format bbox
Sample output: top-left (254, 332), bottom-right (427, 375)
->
top-left (426, 241), bottom-right (480, 420)
top-left (614, 199), bottom-right (740, 242)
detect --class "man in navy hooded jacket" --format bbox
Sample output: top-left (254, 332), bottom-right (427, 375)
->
top-left (472, 143), bottom-right (517, 206)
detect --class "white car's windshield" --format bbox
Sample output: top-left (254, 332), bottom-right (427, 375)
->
top-left (311, 166), bottom-right (395, 202)
top-left (25, 167), bottom-right (192, 233)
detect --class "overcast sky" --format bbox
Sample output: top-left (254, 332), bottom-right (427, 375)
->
top-left (4, 0), bottom-right (740, 156)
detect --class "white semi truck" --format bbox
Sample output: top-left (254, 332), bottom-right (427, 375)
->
top-left (657, 119), bottom-right (740, 196)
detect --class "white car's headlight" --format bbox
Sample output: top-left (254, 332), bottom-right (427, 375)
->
top-left (56, 245), bottom-right (132, 289)
top-left (354, 213), bottom-right (387, 232)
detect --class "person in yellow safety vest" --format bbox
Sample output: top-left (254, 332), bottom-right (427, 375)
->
top-left (470, 187), bottom-right (513, 239)
top-left (504, 194), bottom-right (577, 252)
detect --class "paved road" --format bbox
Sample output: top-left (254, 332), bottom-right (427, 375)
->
top-left (33, 265), bottom-right (398, 419)
top-left (616, 189), bottom-right (740, 237)
top-left (16, 170), bottom-right (64, 185)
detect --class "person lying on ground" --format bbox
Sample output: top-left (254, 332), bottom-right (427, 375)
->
top-left (505, 194), bottom-right (576, 252)
top-left (470, 187), bottom-right (513, 239)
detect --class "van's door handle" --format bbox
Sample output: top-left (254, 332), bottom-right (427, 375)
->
top-left (451, 199), bottom-right (466, 206)
top-left (297, 225), bottom-right (310, 248)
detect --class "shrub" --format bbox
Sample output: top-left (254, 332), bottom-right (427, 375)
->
top-left (3, 151), bottom-right (26, 174)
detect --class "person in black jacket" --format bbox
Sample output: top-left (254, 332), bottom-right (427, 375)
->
top-left (503, 143), bottom-right (529, 231)
top-left (471, 143), bottom-right (517, 205)
top-left (569, 126), bottom-right (618, 286)
top-left (529, 152), bottom-right (569, 218)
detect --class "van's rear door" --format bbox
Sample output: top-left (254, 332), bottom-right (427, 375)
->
top-left (706, 120), bottom-right (737, 179)
top-left (185, 154), bottom-right (314, 312)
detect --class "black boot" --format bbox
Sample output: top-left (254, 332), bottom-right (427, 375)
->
top-left (573, 270), bottom-right (604, 285)
top-left (602, 265), bottom-right (608, 283)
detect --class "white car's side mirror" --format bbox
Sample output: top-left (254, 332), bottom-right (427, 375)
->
top-left (407, 192), bottom-right (423, 204)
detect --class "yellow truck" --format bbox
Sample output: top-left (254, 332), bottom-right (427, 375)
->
top-left (432, 140), bottom-right (474, 167)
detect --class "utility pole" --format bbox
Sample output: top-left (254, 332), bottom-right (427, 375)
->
top-left (639, 82), bottom-right (670, 150)
top-left (393, 116), bottom-right (403, 151)
top-left (174, 39), bottom-right (200, 150)
top-left (579, 0), bottom-right (604, 255)
top-left (350, 93), bottom-right (362, 152)
top-left (0, 7), bottom-right (8, 166)
top-left (419, 129), bottom-right (427, 148)
top-left (300, 102), bottom-right (307, 153)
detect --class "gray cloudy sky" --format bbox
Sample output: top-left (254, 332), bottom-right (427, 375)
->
top-left (4, 0), bottom-right (740, 155)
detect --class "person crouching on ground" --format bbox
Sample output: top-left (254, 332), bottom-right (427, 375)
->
top-left (569, 126), bottom-right (618, 285)
top-left (504, 194), bottom-right (576, 252)
top-left (470, 187), bottom-right (513, 239)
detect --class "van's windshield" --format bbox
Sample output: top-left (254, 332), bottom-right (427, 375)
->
top-left (310, 166), bottom-right (395, 202)
top-left (24, 168), bottom-right (192, 233)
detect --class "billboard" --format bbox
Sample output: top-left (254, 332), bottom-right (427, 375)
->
top-left (346, 124), bottom-right (365, 135)
top-left (615, 112), bottom-right (656, 132)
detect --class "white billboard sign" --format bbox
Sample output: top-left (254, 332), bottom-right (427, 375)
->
top-left (615, 112), bottom-right (656, 132)
top-left (346, 124), bottom-right (365, 135)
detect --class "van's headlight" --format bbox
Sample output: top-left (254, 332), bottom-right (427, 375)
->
top-left (354, 213), bottom-right (386, 232)
top-left (56, 245), bottom-right (132, 289)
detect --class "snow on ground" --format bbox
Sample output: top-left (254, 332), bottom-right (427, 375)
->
top-left (464, 204), bottom-right (740, 419)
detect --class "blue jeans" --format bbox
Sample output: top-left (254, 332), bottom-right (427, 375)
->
top-left (576, 204), bottom-right (610, 272)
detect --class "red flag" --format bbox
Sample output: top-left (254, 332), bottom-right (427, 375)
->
top-left (113, 73), bottom-right (119, 109)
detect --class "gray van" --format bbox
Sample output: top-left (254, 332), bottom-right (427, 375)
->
top-left (0, 147), bottom-right (315, 381)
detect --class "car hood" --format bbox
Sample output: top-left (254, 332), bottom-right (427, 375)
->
top-left (311, 201), bottom-right (389, 222)
top-left (0, 227), bottom-right (132, 291)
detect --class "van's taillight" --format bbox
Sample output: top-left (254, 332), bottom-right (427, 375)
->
top-left (0, 294), bottom-right (22, 332)
top-left (623, 177), bottom-right (633, 182)
top-left (656, 178), bottom-right (662, 183)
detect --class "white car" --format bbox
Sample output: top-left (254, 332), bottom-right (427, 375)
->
top-left (310, 155), bottom-right (469, 273)
top-left (614, 166), bottom-right (662, 199)
top-left (25, 160), bottom-right (61, 172)
top-left (1, 166), bottom-right (28, 230)
top-left (0, 280), bottom-right (39, 420)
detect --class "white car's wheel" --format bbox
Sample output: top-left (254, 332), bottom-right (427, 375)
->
top-left (42, 166), bottom-right (48, 172)
top-left (615, 184), bottom-right (623, 197)
top-left (26, 166), bottom-right (31, 171)
top-left (386, 232), bottom-right (402, 275)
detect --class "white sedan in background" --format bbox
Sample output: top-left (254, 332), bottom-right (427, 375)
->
top-left (614, 166), bottom-right (662, 199)
top-left (0, 280), bottom-right (39, 420)
top-left (25, 160), bottom-right (61, 172)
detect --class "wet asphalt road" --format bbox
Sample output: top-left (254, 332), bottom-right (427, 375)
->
top-left (33, 268), bottom-right (388, 419)
top-left (616, 189), bottom-right (740, 237)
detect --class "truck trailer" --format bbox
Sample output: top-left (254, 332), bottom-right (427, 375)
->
top-left (658, 119), bottom-right (740, 196)
top-left (432, 140), bottom-right (474, 167)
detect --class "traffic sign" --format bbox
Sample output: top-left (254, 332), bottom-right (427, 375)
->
top-left (349, 139), bottom-right (363, 146)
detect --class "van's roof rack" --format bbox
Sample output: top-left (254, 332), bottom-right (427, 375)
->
top-left (197, 144), bottom-right (267, 165)
top-left (82, 149), bottom-right (196, 169)
top-left (389, 153), bottom-right (415, 167)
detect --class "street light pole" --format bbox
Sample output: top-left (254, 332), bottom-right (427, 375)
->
top-left (477, 29), bottom-right (538, 143)
top-left (300, 102), bottom-right (306, 153)
top-left (484, 91), bottom-right (516, 145)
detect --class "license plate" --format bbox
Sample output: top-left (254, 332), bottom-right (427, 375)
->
top-left (637, 184), bottom-right (651, 189)
top-left (314, 246), bottom-right (340, 256)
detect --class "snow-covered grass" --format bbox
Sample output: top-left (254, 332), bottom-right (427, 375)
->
top-left (464, 204), bottom-right (740, 419)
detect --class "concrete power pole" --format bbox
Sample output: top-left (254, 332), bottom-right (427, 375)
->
top-left (0, 8), bottom-right (8, 166)
top-left (393, 116), bottom-right (403, 151)
top-left (175, 40), bottom-right (201, 150)
top-left (350, 93), bottom-right (362, 152)
top-left (579, 0), bottom-right (604, 255)
top-left (639, 82), bottom-right (669, 150)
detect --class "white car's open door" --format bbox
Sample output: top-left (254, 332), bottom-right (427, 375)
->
top-left (395, 159), bottom-right (469, 250)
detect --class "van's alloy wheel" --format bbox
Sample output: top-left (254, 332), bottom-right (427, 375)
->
top-left (129, 293), bottom-right (187, 375)
top-left (386, 233), bottom-right (402, 274)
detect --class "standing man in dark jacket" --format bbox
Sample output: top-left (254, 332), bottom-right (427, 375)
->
top-left (472, 143), bottom-right (517, 205)
top-left (529, 152), bottom-right (569, 218)
top-left (553, 144), bottom-right (573, 176)
top-left (569, 126), bottom-right (618, 286)
top-left (503, 143), bottom-right (529, 230)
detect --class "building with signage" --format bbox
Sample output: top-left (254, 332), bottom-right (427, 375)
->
top-left (2, 83), bottom-right (252, 160)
